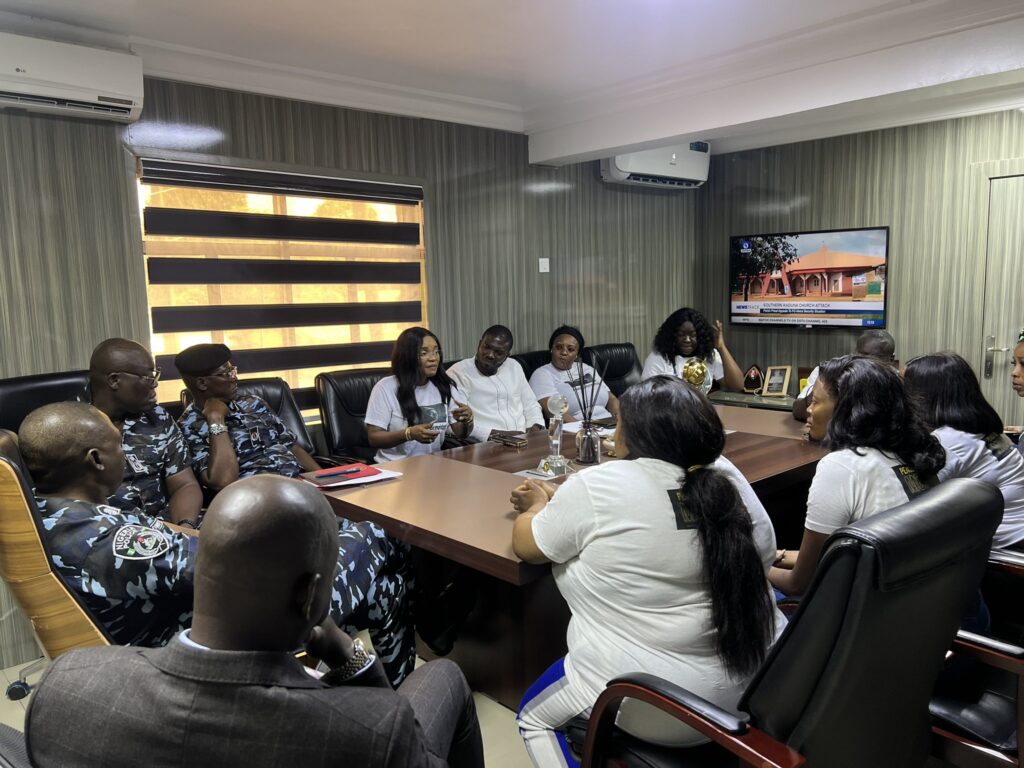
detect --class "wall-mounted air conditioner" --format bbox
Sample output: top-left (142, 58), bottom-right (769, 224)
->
top-left (600, 141), bottom-right (711, 189)
top-left (0, 31), bottom-right (143, 123)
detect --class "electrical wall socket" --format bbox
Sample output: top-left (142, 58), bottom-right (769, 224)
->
top-left (538, 258), bottom-right (550, 273)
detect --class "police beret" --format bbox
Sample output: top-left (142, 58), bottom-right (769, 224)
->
top-left (174, 343), bottom-right (231, 376)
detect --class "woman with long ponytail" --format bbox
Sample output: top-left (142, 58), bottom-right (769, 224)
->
top-left (511, 376), bottom-right (782, 767)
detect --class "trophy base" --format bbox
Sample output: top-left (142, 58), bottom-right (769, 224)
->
top-left (536, 456), bottom-right (570, 476)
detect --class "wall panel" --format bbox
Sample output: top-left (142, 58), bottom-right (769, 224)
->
top-left (695, 111), bottom-right (1024, 394)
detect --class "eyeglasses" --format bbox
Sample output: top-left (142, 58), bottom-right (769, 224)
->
top-left (207, 364), bottom-right (239, 380)
top-left (418, 348), bottom-right (442, 360)
top-left (116, 369), bottom-right (161, 386)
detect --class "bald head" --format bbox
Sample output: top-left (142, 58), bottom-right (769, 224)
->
top-left (856, 330), bottom-right (895, 362)
top-left (192, 476), bottom-right (340, 650)
top-left (90, 338), bottom-right (150, 379)
top-left (20, 402), bottom-right (123, 495)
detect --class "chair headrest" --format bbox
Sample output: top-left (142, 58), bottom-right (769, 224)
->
top-left (0, 370), bottom-right (89, 432)
top-left (830, 477), bottom-right (1002, 590)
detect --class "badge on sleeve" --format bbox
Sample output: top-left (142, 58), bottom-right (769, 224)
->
top-left (249, 427), bottom-right (263, 448)
top-left (125, 452), bottom-right (147, 475)
top-left (112, 525), bottom-right (170, 560)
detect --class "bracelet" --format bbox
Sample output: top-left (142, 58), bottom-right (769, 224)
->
top-left (404, 427), bottom-right (412, 442)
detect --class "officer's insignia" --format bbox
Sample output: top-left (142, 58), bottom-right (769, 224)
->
top-left (126, 452), bottom-right (147, 475)
top-left (112, 525), bottom-right (170, 560)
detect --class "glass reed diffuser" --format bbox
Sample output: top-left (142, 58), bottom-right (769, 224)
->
top-left (570, 359), bottom-right (608, 465)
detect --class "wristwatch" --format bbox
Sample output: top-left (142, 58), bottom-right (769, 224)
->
top-left (208, 423), bottom-right (228, 436)
top-left (322, 638), bottom-right (375, 684)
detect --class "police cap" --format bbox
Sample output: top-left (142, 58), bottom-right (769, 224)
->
top-left (174, 343), bottom-right (232, 377)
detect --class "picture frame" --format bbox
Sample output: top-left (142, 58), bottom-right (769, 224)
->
top-left (761, 365), bottom-right (792, 397)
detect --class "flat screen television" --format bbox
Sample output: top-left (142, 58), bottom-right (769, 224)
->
top-left (729, 226), bottom-right (889, 329)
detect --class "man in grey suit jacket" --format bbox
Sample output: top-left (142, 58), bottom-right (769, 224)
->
top-left (26, 474), bottom-right (484, 767)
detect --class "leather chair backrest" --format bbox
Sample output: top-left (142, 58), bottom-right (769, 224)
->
top-left (511, 350), bottom-right (551, 384)
top-left (316, 368), bottom-right (391, 463)
top-left (739, 477), bottom-right (1002, 768)
top-left (0, 430), bottom-right (112, 657)
top-left (181, 377), bottom-right (314, 454)
top-left (583, 343), bottom-right (643, 397)
top-left (0, 371), bottom-right (89, 433)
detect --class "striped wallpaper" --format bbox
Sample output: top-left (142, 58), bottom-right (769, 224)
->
top-left (1, 78), bottom-right (1023, 666)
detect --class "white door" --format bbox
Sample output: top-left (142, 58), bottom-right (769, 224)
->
top-left (979, 173), bottom-right (1024, 425)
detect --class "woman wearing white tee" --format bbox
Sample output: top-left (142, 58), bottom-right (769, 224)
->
top-left (528, 325), bottom-right (618, 422)
top-left (770, 355), bottom-right (946, 596)
top-left (641, 307), bottom-right (744, 392)
top-left (365, 327), bottom-right (474, 463)
top-left (904, 352), bottom-right (1024, 551)
top-left (511, 376), bottom-right (782, 767)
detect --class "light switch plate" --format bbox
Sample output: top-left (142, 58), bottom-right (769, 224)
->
top-left (538, 258), bottom-right (550, 273)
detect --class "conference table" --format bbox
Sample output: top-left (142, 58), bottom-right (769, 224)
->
top-left (325, 405), bottom-right (825, 708)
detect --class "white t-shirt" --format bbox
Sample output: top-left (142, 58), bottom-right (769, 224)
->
top-left (641, 350), bottom-right (725, 392)
top-left (804, 447), bottom-right (932, 535)
top-left (531, 456), bottom-right (784, 746)
top-left (528, 362), bottom-right (611, 421)
top-left (798, 366), bottom-right (820, 399)
top-left (364, 376), bottom-right (463, 463)
top-left (447, 358), bottom-right (544, 442)
top-left (934, 426), bottom-right (1024, 549)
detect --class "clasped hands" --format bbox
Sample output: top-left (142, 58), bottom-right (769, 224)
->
top-left (510, 479), bottom-right (557, 513)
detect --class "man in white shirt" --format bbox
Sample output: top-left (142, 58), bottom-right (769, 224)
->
top-left (792, 329), bottom-right (896, 421)
top-left (447, 326), bottom-right (545, 442)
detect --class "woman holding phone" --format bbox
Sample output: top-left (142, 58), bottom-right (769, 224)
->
top-left (365, 327), bottom-right (473, 462)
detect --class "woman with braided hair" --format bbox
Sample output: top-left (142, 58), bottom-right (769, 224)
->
top-left (641, 307), bottom-right (744, 392)
top-left (510, 376), bottom-right (783, 767)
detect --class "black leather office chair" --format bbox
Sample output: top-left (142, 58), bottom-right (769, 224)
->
top-left (584, 343), bottom-right (643, 397)
top-left (0, 370), bottom-right (89, 432)
top-left (180, 376), bottom-right (332, 463)
top-left (930, 547), bottom-right (1024, 766)
top-left (511, 350), bottom-right (551, 383)
top-left (571, 478), bottom-right (1001, 768)
top-left (316, 368), bottom-right (391, 463)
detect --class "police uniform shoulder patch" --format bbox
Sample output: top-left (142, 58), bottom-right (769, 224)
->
top-left (667, 488), bottom-right (698, 530)
top-left (891, 464), bottom-right (933, 498)
top-left (112, 524), bottom-right (171, 560)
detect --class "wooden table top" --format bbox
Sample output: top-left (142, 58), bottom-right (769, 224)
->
top-left (325, 417), bottom-right (826, 586)
top-left (326, 455), bottom-right (546, 585)
top-left (716, 404), bottom-right (809, 441)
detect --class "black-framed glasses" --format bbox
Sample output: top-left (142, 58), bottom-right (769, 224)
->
top-left (207, 364), bottom-right (239, 380)
top-left (116, 369), bottom-right (161, 386)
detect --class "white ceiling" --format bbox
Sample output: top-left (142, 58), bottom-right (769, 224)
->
top-left (2, 0), bottom-right (1024, 164)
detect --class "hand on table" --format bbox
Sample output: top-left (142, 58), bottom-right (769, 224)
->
top-left (511, 479), bottom-right (556, 513)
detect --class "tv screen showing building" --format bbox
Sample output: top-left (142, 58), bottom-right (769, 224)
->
top-left (729, 227), bottom-right (889, 328)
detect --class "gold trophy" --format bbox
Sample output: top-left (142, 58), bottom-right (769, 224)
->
top-left (682, 358), bottom-right (711, 395)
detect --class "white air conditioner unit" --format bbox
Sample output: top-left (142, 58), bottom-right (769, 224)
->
top-left (600, 142), bottom-right (711, 189)
top-left (0, 32), bottom-right (143, 123)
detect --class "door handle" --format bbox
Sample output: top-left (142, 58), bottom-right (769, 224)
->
top-left (984, 335), bottom-right (1010, 379)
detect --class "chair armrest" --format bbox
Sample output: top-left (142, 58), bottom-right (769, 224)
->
top-left (312, 455), bottom-right (341, 468)
top-left (950, 630), bottom-right (1024, 675)
top-left (327, 453), bottom-right (372, 466)
top-left (989, 548), bottom-right (1024, 577)
top-left (582, 672), bottom-right (805, 768)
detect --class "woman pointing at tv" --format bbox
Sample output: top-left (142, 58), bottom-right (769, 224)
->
top-left (641, 307), bottom-right (745, 392)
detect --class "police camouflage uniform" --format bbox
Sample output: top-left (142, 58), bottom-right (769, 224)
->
top-left (36, 497), bottom-right (197, 647)
top-left (106, 405), bottom-right (192, 519)
top-left (37, 497), bottom-right (415, 686)
top-left (178, 395), bottom-right (303, 480)
top-left (332, 519), bottom-right (416, 686)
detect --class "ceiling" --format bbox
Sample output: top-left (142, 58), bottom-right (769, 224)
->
top-left (2, 0), bottom-right (1024, 164)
